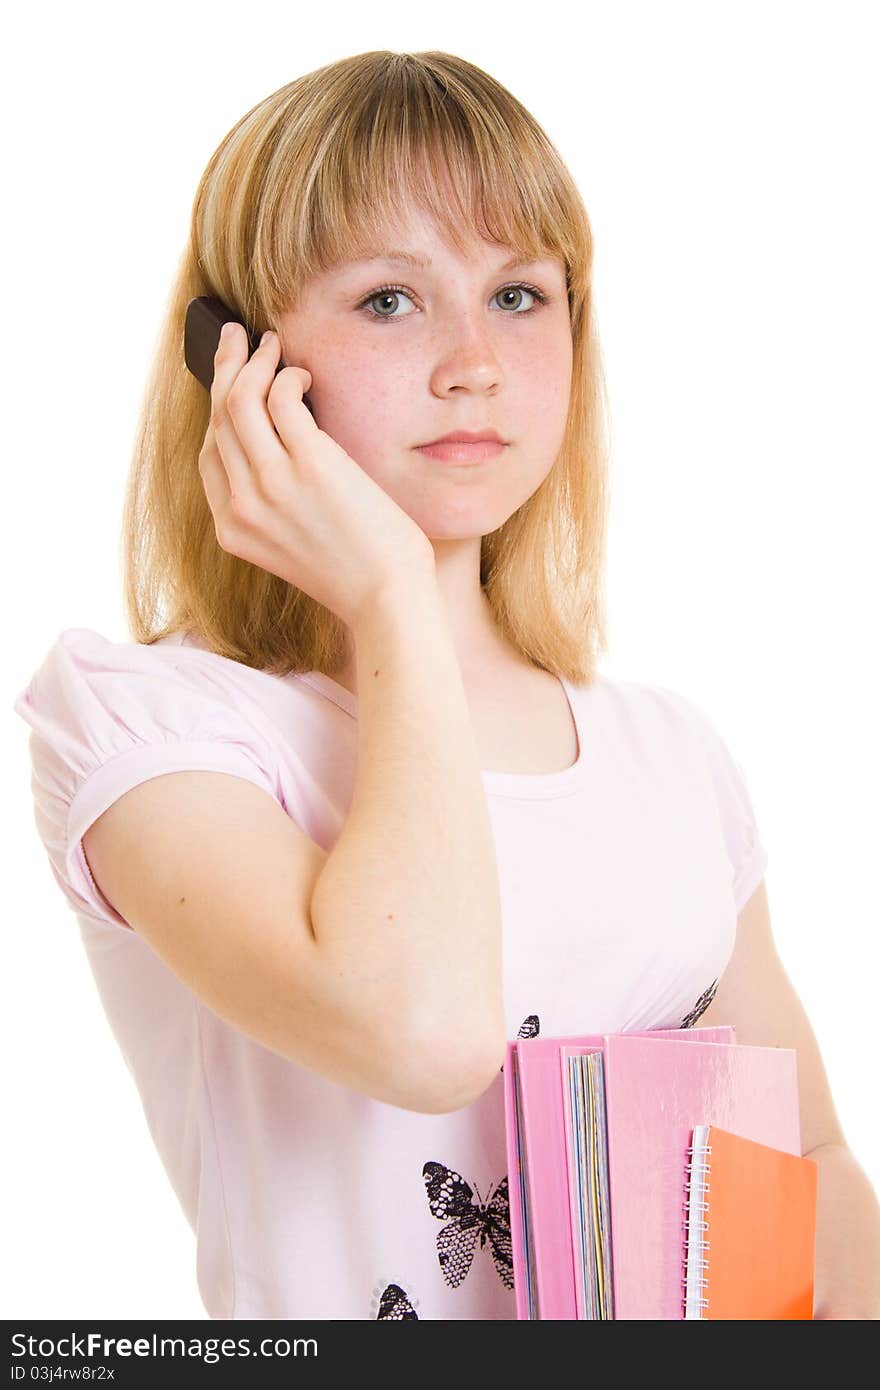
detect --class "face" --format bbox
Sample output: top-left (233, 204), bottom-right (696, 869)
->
top-left (276, 205), bottom-right (573, 542)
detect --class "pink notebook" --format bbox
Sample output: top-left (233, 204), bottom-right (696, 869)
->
top-left (504, 1026), bottom-right (803, 1319)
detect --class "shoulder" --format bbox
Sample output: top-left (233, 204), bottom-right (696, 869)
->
top-left (581, 670), bottom-right (717, 749)
top-left (11, 626), bottom-right (300, 792)
top-left (16, 625), bottom-right (306, 720)
top-left (12, 624), bottom-right (340, 811)
top-left (586, 671), bottom-right (756, 796)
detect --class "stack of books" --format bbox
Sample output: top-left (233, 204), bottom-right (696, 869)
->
top-left (503, 1025), bottom-right (818, 1319)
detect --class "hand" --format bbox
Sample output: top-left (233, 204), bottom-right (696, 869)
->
top-left (197, 323), bottom-right (436, 628)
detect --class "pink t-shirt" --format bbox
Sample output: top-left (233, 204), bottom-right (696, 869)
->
top-left (12, 626), bottom-right (768, 1320)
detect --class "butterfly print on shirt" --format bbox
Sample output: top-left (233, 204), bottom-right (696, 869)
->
top-left (375, 1283), bottom-right (419, 1319)
top-left (422, 1162), bottom-right (513, 1289)
top-left (681, 978), bottom-right (719, 1028)
top-left (499, 1013), bottom-right (541, 1073)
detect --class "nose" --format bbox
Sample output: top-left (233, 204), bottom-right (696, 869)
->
top-left (428, 316), bottom-right (503, 396)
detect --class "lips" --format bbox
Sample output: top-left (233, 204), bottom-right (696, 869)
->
top-left (415, 435), bottom-right (507, 464)
top-left (418, 429), bottom-right (505, 446)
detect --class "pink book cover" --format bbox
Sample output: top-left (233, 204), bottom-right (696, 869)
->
top-left (503, 1025), bottom-right (736, 1320)
top-left (601, 1035), bottom-right (800, 1318)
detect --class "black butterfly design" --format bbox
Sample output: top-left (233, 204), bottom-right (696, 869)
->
top-left (375, 1282), bottom-right (419, 1319)
top-left (422, 1161), bottom-right (513, 1289)
top-left (681, 978), bottom-right (718, 1028)
top-left (499, 1013), bottom-right (541, 1072)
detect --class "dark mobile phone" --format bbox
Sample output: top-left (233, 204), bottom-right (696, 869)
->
top-left (184, 296), bottom-right (314, 415)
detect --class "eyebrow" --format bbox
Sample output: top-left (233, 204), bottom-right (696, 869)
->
top-left (344, 249), bottom-right (555, 272)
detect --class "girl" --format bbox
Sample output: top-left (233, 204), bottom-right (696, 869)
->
top-left (13, 50), bottom-right (878, 1320)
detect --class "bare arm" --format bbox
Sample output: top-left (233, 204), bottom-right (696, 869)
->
top-left (309, 572), bottom-right (506, 1092)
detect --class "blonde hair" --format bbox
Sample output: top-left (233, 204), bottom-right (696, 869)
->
top-left (123, 50), bottom-right (612, 683)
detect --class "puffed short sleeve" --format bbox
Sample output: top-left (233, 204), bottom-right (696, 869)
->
top-left (12, 628), bottom-right (284, 930)
top-left (667, 687), bottom-right (769, 914)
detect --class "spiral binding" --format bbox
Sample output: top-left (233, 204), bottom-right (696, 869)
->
top-left (681, 1137), bottom-right (712, 1318)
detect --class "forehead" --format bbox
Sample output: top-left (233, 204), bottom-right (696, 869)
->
top-left (325, 202), bottom-right (562, 274)
top-left (356, 245), bottom-right (558, 268)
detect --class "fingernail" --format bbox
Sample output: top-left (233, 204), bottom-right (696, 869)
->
top-left (220, 322), bottom-right (235, 342)
top-left (260, 330), bottom-right (275, 346)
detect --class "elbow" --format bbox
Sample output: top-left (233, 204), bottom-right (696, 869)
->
top-left (394, 1025), bottom-right (507, 1115)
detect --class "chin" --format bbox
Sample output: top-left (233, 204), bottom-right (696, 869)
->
top-left (400, 486), bottom-right (523, 533)
top-left (416, 508), bottom-right (517, 540)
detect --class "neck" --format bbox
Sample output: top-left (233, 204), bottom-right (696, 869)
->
top-left (329, 536), bottom-right (532, 695)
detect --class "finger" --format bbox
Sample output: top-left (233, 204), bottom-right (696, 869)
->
top-left (201, 326), bottom-right (283, 537)
top-left (198, 420), bottom-right (236, 534)
top-left (222, 330), bottom-right (301, 495)
top-left (209, 323), bottom-right (276, 500)
top-left (265, 357), bottom-right (320, 466)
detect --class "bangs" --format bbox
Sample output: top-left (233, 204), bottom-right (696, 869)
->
top-left (255, 55), bottom-right (580, 315)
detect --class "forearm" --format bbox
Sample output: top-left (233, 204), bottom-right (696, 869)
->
top-left (309, 574), bottom-right (505, 1090)
top-left (808, 1141), bottom-right (880, 1319)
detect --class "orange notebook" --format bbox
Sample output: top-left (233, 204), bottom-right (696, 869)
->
top-left (683, 1125), bottom-right (819, 1318)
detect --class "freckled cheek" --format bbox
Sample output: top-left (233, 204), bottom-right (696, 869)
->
top-left (294, 348), bottom-right (418, 473)
top-left (308, 345), bottom-right (413, 424)
top-left (519, 337), bottom-right (570, 390)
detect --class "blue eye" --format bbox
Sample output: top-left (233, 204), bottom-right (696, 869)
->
top-left (359, 286), bottom-right (417, 320)
top-left (357, 282), bottom-right (550, 321)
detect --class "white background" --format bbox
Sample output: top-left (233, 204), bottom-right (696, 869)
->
top-left (4, 0), bottom-right (878, 1320)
